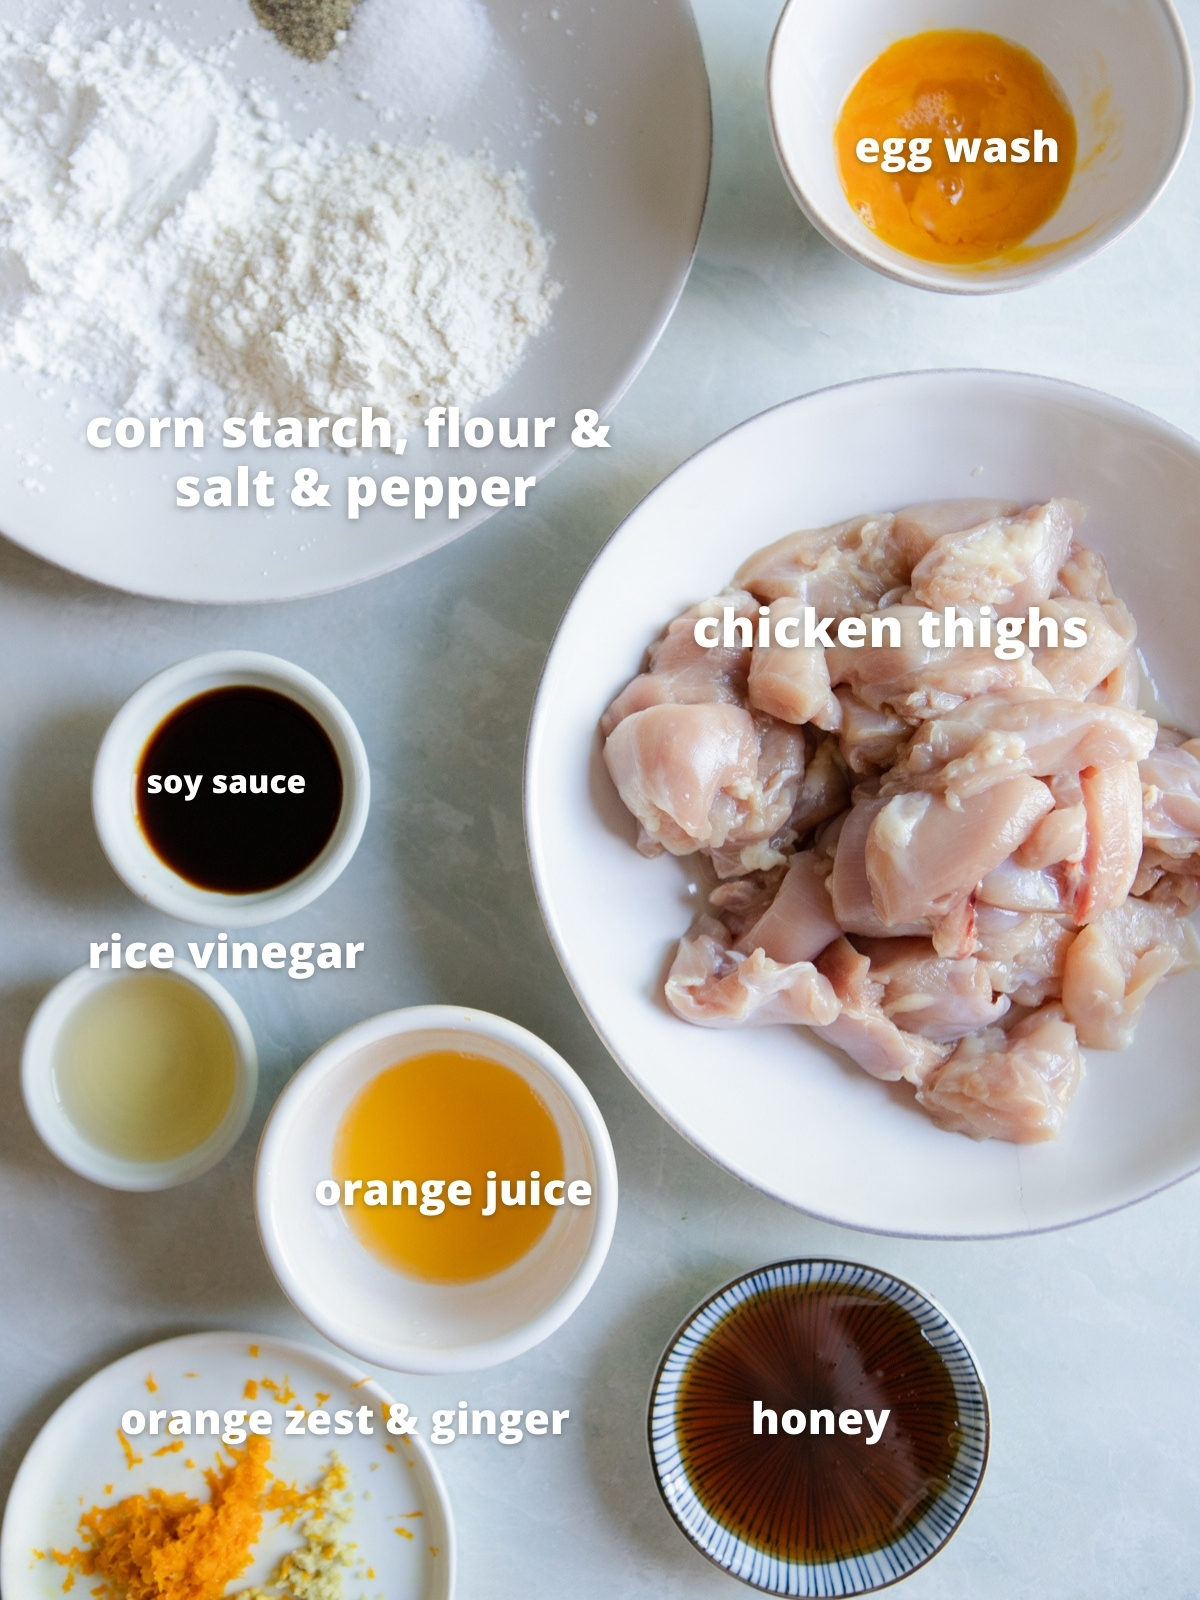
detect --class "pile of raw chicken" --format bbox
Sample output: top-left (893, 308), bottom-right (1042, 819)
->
top-left (600, 499), bottom-right (1200, 1143)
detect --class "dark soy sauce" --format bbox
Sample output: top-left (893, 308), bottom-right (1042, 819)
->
top-left (676, 1282), bottom-right (962, 1564)
top-left (137, 687), bottom-right (343, 893)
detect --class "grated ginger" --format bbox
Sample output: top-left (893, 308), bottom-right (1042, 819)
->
top-left (242, 1456), bottom-right (356, 1600)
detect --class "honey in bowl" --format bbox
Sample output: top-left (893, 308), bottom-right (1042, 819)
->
top-left (332, 1050), bottom-right (565, 1284)
top-left (654, 1265), bottom-right (988, 1583)
top-left (835, 30), bottom-right (1077, 265)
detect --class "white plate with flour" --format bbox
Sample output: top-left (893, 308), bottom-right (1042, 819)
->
top-left (0, 0), bottom-right (710, 602)
top-left (526, 370), bottom-right (1200, 1239)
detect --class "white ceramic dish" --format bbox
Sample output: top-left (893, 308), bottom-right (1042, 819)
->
top-left (525, 368), bottom-right (1200, 1239)
top-left (0, 1330), bottom-right (454, 1600)
top-left (768, 0), bottom-right (1193, 293)
top-left (255, 1005), bottom-right (619, 1373)
top-left (21, 962), bottom-right (257, 1191)
top-left (0, 0), bottom-right (710, 602)
top-left (92, 650), bottom-right (370, 927)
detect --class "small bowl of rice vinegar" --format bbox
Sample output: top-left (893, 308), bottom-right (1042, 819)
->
top-left (255, 1005), bottom-right (618, 1373)
top-left (650, 1260), bottom-right (989, 1593)
top-left (767, 0), bottom-right (1192, 291)
top-left (22, 964), bottom-right (258, 1191)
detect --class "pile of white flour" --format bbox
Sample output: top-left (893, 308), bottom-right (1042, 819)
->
top-left (0, 18), bottom-right (556, 425)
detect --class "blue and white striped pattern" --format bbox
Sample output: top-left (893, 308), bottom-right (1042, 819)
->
top-left (647, 1259), bottom-right (989, 1595)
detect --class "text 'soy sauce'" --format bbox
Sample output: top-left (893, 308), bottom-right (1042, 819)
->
top-left (835, 30), bottom-right (1077, 264)
top-left (137, 686), bottom-right (342, 893)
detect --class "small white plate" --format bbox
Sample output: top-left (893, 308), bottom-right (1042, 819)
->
top-left (525, 369), bottom-right (1200, 1239)
top-left (0, 0), bottom-right (710, 602)
top-left (0, 1330), bottom-right (454, 1600)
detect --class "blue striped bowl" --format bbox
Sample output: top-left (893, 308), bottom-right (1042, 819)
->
top-left (648, 1260), bottom-right (989, 1594)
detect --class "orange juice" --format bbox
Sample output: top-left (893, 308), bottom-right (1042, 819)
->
top-left (332, 1050), bottom-right (564, 1283)
top-left (835, 31), bottom-right (1076, 264)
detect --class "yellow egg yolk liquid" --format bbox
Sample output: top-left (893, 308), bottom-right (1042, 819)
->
top-left (332, 1049), bottom-right (564, 1283)
top-left (835, 30), bottom-right (1077, 264)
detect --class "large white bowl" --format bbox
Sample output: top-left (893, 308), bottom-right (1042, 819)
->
top-left (768, 0), bottom-right (1193, 293)
top-left (255, 1005), bottom-right (619, 1372)
top-left (0, 0), bottom-right (710, 601)
top-left (525, 369), bottom-right (1200, 1239)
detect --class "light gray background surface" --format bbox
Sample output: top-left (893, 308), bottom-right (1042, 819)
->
top-left (3, 1), bottom-right (1200, 1594)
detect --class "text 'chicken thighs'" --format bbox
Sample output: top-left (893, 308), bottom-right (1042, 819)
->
top-left (602, 496), bottom-right (1197, 1146)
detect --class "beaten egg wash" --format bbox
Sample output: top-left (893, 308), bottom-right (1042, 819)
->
top-left (835, 30), bottom-right (1077, 264)
top-left (333, 1050), bottom-right (564, 1283)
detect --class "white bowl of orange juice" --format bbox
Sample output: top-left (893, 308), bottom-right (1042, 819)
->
top-left (768, 0), bottom-right (1192, 292)
top-left (255, 1005), bottom-right (618, 1373)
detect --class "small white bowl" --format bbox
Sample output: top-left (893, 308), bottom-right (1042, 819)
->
top-left (767, 0), bottom-right (1193, 293)
top-left (22, 963), bottom-right (258, 1192)
top-left (92, 650), bottom-right (370, 928)
top-left (255, 1005), bottom-right (619, 1374)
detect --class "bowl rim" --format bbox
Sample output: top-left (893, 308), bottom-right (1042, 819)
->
top-left (21, 961), bottom-right (258, 1191)
top-left (253, 1003), bottom-right (620, 1373)
top-left (765, 0), bottom-right (1196, 295)
top-left (645, 1258), bottom-right (990, 1595)
top-left (524, 365), bottom-right (1200, 1240)
top-left (91, 649), bottom-right (371, 928)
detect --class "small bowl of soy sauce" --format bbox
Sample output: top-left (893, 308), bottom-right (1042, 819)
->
top-left (649, 1260), bottom-right (989, 1594)
top-left (93, 651), bottom-right (370, 926)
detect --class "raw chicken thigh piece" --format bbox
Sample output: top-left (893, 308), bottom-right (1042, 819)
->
top-left (974, 906), bottom-right (1076, 1006)
top-left (1089, 649), bottom-right (1141, 709)
top-left (665, 920), bottom-right (839, 1027)
top-left (735, 513), bottom-right (908, 616)
top-left (831, 795), bottom-right (933, 937)
top-left (1134, 857), bottom-right (1200, 915)
top-left (835, 689), bottom-right (911, 774)
top-left (786, 735), bottom-right (851, 838)
top-left (748, 598), bottom-right (841, 728)
top-left (1015, 803), bottom-right (1087, 869)
top-left (708, 716), bottom-right (808, 878)
top-left (855, 937), bottom-right (1010, 1042)
top-left (600, 589), bottom-right (756, 736)
top-left (908, 499), bottom-right (1078, 616)
top-left (891, 498), bottom-right (1024, 565)
top-left (707, 868), bottom-right (787, 942)
top-left (894, 694), bottom-right (1156, 800)
top-left (1032, 597), bottom-right (1136, 700)
top-left (1140, 740), bottom-right (1200, 852)
top-left (603, 703), bottom-right (760, 856)
top-left (733, 850), bottom-right (842, 964)
top-left (827, 605), bottom-right (1053, 719)
top-left (1071, 761), bottom-right (1143, 924)
top-left (1061, 899), bottom-right (1200, 1049)
top-left (865, 777), bottom-right (1055, 928)
top-left (915, 1005), bottom-right (1084, 1142)
top-left (1052, 541), bottom-right (1116, 604)
top-left (603, 702), bottom-right (806, 872)
top-left (811, 938), bottom-right (950, 1084)
top-left (977, 858), bottom-right (1066, 912)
